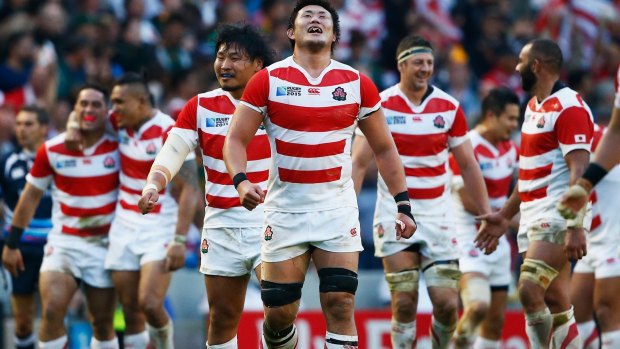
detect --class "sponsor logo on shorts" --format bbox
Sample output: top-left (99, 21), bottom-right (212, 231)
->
top-left (350, 228), bottom-right (357, 237)
top-left (206, 117), bottom-right (229, 128)
top-left (607, 258), bottom-right (615, 264)
top-left (536, 116), bottom-right (545, 128)
top-left (307, 88), bottom-right (321, 95)
top-left (377, 224), bottom-right (384, 238)
top-left (386, 116), bottom-right (406, 125)
top-left (469, 249), bottom-right (479, 257)
top-left (540, 222), bottom-right (551, 229)
top-left (451, 238), bottom-right (457, 245)
top-left (264, 225), bottom-right (273, 241)
top-left (433, 115), bottom-right (445, 129)
top-left (103, 156), bottom-right (116, 169)
top-left (276, 86), bottom-right (301, 96)
top-left (146, 142), bottom-right (157, 155)
top-left (332, 87), bottom-right (347, 101)
top-left (200, 239), bottom-right (209, 253)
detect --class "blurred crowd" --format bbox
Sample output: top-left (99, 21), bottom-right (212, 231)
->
top-left (1, 0), bottom-right (620, 154)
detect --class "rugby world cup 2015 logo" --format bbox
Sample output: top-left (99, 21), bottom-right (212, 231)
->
top-left (264, 225), bottom-right (274, 241)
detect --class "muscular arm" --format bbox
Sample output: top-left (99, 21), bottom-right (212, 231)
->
top-left (357, 110), bottom-right (407, 196)
top-left (351, 134), bottom-right (375, 195)
top-left (171, 159), bottom-right (200, 237)
top-left (9, 183), bottom-right (45, 230)
top-left (223, 104), bottom-right (264, 178)
top-left (566, 149), bottom-right (590, 185)
top-left (591, 106), bottom-right (620, 172)
top-left (451, 140), bottom-right (491, 215)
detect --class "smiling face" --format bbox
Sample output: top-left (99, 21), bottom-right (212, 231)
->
top-left (75, 88), bottom-right (108, 132)
top-left (490, 103), bottom-right (520, 141)
top-left (288, 5), bottom-right (336, 53)
top-left (399, 52), bottom-right (434, 91)
top-left (214, 43), bottom-right (263, 98)
top-left (111, 84), bottom-right (148, 129)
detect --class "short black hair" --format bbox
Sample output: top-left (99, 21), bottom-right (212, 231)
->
top-left (115, 72), bottom-right (154, 106)
top-left (482, 87), bottom-right (520, 118)
top-left (79, 83), bottom-right (109, 103)
top-left (528, 38), bottom-right (563, 74)
top-left (19, 105), bottom-right (49, 125)
top-left (216, 24), bottom-right (275, 67)
top-left (287, 0), bottom-right (340, 53)
top-left (396, 35), bottom-right (433, 61)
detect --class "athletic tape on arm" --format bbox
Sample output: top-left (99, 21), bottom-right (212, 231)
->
top-left (150, 133), bottom-right (191, 185)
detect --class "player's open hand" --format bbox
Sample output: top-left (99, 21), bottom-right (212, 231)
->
top-left (564, 227), bottom-right (587, 261)
top-left (557, 184), bottom-right (590, 220)
top-left (2, 246), bottom-right (25, 277)
top-left (475, 212), bottom-right (509, 254)
top-left (138, 188), bottom-right (159, 214)
top-left (165, 244), bottom-right (185, 271)
top-left (236, 181), bottom-right (264, 211)
top-left (395, 212), bottom-right (416, 239)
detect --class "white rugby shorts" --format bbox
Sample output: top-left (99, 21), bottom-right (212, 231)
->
top-left (199, 227), bottom-right (261, 277)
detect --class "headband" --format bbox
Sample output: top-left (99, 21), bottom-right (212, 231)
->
top-left (397, 46), bottom-right (433, 64)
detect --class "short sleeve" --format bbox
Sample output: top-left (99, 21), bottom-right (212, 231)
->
top-left (554, 106), bottom-right (593, 156)
top-left (26, 144), bottom-right (53, 190)
top-left (448, 107), bottom-right (469, 148)
top-left (240, 68), bottom-right (270, 115)
top-left (169, 96), bottom-right (200, 151)
top-left (358, 74), bottom-right (381, 120)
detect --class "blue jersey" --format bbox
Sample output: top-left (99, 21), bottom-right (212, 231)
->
top-left (0, 147), bottom-right (52, 244)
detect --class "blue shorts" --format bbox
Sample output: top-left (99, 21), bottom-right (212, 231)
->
top-left (0, 241), bottom-right (44, 295)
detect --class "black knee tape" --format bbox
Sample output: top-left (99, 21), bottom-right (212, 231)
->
top-left (260, 280), bottom-right (303, 308)
top-left (318, 268), bottom-right (358, 294)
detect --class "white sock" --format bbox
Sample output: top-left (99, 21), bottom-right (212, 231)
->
top-left (148, 320), bottom-right (174, 349)
top-left (391, 319), bottom-right (416, 348)
top-left (473, 337), bottom-right (500, 349)
top-left (430, 316), bottom-right (456, 349)
top-left (325, 332), bottom-right (358, 348)
top-left (15, 333), bottom-right (35, 349)
top-left (207, 335), bottom-right (237, 348)
top-left (577, 321), bottom-right (599, 349)
top-left (262, 324), bottom-right (297, 349)
top-left (124, 331), bottom-right (150, 349)
top-left (39, 335), bottom-right (68, 349)
top-left (551, 307), bottom-right (581, 349)
top-left (602, 329), bottom-right (620, 349)
top-left (525, 308), bottom-right (553, 348)
top-left (91, 337), bottom-right (119, 349)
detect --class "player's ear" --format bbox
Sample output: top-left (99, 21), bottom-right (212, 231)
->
top-left (286, 28), bottom-right (294, 40)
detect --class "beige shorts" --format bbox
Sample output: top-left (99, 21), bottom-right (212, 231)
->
top-left (373, 220), bottom-right (459, 261)
top-left (40, 234), bottom-right (112, 288)
top-left (517, 218), bottom-right (566, 253)
top-left (200, 227), bottom-right (261, 277)
top-left (261, 207), bottom-right (363, 263)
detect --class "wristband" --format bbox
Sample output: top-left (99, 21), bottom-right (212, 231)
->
top-left (397, 203), bottom-right (416, 224)
top-left (67, 121), bottom-right (80, 130)
top-left (170, 234), bottom-right (186, 246)
top-left (581, 162), bottom-right (608, 188)
top-left (142, 183), bottom-right (159, 195)
top-left (6, 226), bottom-right (24, 249)
top-left (567, 205), bottom-right (586, 228)
top-left (393, 191), bottom-right (409, 206)
top-left (233, 172), bottom-right (248, 189)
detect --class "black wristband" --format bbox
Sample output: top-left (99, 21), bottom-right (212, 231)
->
top-left (6, 225), bottom-right (24, 249)
top-left (397, 203), bottom-right (416, 224)
top-left (582, 162), bottom-right (608, 188)
top-left (393, 191), bottom-right (409, 205)
top-left (233, 172), bottom-right (249, 189)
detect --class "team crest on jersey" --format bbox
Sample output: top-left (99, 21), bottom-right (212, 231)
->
top-left (377, 224), bottom-right (384, 238)
top-left (433, 115), bottom-right (445, 129)
top-left (536, 116), bottom-right (545, 128)
top-left (264, 225), bottom-right (273, 241)
top-left (200, 239), bottom-right (209, 253)
top-left (146, 142), bottom-right (157, 155)
top-left (350, 228), bottom-right (358, 237)
top-left (56, 159), bottom-right (76, 169)
top-left (332, 87), bottom-right (347, 101)
top-left (103, 156), bottom-right (116, 169)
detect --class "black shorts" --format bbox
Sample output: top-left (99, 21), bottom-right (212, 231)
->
top-left (0, 241), bottom-right (44, 295)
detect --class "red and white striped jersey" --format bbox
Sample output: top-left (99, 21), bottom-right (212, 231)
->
top-left (111, 110), bottom-right (193, 226)
top-left (615, 64), bottom-right (620, 109)
top-left (519, 83), bottom-right (594, 222)
top-left (170, 89), bottom-right (271, 228)
top-left (27, 133), bottom-right (119, 237)
top-left (450, 130), bottom-right (519, 227)
top-left (371, 85), bottom-right (469, 224)
top-left (241, 56), bottom-right (381, 212)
